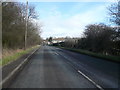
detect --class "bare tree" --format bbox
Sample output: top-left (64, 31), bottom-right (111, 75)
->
top-left (108, 1), bottom-right (120, 38)
top-left (80, 24), bottom-right (114, 54)
top-left (2, 2), bottom-right (42, 49)
top-left (108, 0), bottom-right (120, 25)
top-left (108, 1), bottom-right (120, 55)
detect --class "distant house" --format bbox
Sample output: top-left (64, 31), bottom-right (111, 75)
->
top-left (52, 38), bottom-right (65, 43)
top-left (42, 37), bottom-right (65, 45)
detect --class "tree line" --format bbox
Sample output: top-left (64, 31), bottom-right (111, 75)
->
top-left (2, 2), bottom-right (42, 49)
top-left (53, 1), bottom-right (120, 56)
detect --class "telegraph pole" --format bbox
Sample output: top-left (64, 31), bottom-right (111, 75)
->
top-left (25, 0), bottom-right (28, 50)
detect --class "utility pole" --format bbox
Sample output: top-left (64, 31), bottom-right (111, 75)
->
top-left (25, 0), bottom-right (28, 50)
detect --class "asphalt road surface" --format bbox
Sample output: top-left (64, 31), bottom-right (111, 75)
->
top-left (9, 46), bottom-right (120, 89)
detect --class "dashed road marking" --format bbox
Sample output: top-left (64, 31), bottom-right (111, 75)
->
top-left (77, 70), bottom-right (104, 90)
top-left (57, 51), bottom-right (104, 90)
top-left (54, 52), bottom-right (59, 55)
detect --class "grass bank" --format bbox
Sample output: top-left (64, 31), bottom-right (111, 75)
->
top-left (0, 45), bottom-right (40, 66)
top-left (57, 46), bottom-right (120, 63)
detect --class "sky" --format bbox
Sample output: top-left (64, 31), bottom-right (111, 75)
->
top-left (28, 1), bottom-right (115, 39)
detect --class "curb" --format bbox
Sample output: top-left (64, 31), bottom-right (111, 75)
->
top-left (1, 47), bottom-right (40, 88)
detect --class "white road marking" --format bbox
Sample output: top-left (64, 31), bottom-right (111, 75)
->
top-left (54, 52), bottom-right (59, 55)
top-left (77, 70), bottom-right (104, 90)
top-left (0, 48), bottom-right (39, 88)
top-left (57, 51), bottom-right (104, 90)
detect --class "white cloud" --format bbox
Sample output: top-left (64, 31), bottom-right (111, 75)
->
top-left (38, 3), bottom-right (111, 39)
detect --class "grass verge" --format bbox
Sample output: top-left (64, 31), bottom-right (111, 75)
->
top-left (57, 46), bottom-right (120, 63)
top-left (0, 45), bottom-right (40, 66)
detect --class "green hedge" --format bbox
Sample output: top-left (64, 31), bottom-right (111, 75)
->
top-left (57, 46), bottom-right (120, 63)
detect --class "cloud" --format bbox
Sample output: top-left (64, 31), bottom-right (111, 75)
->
top-left (38, 3), bottom-right (111, 39)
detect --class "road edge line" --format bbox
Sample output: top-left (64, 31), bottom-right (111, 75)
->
top-left (0, 47), bottom-right (39, 88)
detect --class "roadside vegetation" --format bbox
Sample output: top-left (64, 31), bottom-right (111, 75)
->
top-left (2, 2), bottom-right (42, 66)
top-left (1, 45), bottom-right (40, 66)
top-left (57, 46), bottom-right (120, 62)
top-left (51, 1), bottom-right (120, 62)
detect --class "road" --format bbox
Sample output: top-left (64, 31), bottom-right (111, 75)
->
top-left (9, 46), bottom-right (119, 89)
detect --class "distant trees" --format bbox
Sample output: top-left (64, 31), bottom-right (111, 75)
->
top-left (64, 37), bottom-right (78, 48)
top-left (58, 23), bottom-right (119, 56)
top-left (2, 2), bottom-right (42, 49)
top-left (48, 37), bottom-right (53, 43)
top-left (56, 1), bottom-right (120, 56)
top-left (78, 24), bottom-right (115, 54)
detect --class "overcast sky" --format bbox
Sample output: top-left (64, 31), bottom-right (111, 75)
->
top-left (29, 1), bottom-right (114, 39)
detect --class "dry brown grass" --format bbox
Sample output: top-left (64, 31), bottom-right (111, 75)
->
top-left (2, 48), bottom-right (23, 59)
top-left (1, 45), bottom-right (40, 66)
